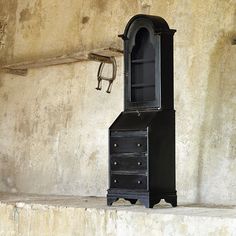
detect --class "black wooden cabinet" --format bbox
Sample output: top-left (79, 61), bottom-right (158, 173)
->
top-left (107, 14), bottom-right (177, 208)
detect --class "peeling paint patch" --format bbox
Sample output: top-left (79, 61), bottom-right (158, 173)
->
top-left (48, 123), bottom-right (56, 136)
top-left (82, 16), bottom-right (90, 24)
top-left (89, 151), bottom-right (98, 163)
top-left (0, 0), bottom-right (17, 65)
top-left (0, 153), bottom-right (18, 193)
top-left (18, 119), bottom-right (31, 138)
top-left (138, 0), bottom-right (153, 14)
top-left (0, 17), bottom-right (8, 49)
top-left (19, 0), bottom-right (44, 39)
top-left (2, 93), bottom-right (8, 101)
top-left (19, 8), bottom-right (33, 23)
top-left (96, 0), bottom-right (108, 12)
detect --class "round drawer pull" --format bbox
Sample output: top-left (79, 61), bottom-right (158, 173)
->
top-left (137, 143), bottom-right (142, 147)
top-left (137, 180), bottom-right (142, 184)
top-left (114, 161), bottom-right (118, 165)
top-left (113, 143), bottom-right (118, 147)
top-left (137, 162), bottom-right (142, 166)
top-left (114, 179), bottom-right (118, 183)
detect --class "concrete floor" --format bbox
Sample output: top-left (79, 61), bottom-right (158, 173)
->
top-left (1, 192), bottom-right (236, 236)
top-left (1, 192), bottom-right (236, 216)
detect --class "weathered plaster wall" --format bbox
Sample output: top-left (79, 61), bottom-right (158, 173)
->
top-left (0, 60), bottom-right (124, 196)
top-left (0, 0), bottom-right (235, 205)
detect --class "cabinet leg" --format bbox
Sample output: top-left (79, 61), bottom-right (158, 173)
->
top-left (164, 195), bottom-right (177, 207)
top-left (107, 197), bottom-right (118, 206)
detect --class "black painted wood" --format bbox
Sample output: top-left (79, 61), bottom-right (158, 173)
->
top-left (110, 135), bottom-right (147, 153)
top-left (107, 14), bottom-right (177, 208)
top-left (111, 174), bottom-right (147, 190)
top-left (110, 153), bottom-right (147, 172)
top-left (124, 198), bottom-right (137, 205)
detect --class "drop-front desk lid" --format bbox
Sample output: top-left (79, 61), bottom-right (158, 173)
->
top-left (109, 110), bottom-right (158, 131)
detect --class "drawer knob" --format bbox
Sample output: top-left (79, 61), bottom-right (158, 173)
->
top-left (113, 143), bottom-right (118, 147)
top-left (137, 180), bottom-right (142, 184)
top-left (137, 143), bottom-right (142, 147)
top-left (114, 161), bottom-right (118, 165)
top-left (114, 179), bottom-right (118, 183)
top-left (137, 162), bottom-right (142, 166)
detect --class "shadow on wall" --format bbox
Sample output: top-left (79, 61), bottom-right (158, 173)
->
top-left (196, 30), bottom-right (236, 203)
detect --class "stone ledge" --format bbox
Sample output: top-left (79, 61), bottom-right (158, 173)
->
top-left (0, 192), bottom-right (236, 236)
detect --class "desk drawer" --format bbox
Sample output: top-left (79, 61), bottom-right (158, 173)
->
top-left (110, 174), bottom-right (147, 190)
top-left (110, 136), bottom-right (147, 153)
top-left (110, 154), bottom-right (147, 171)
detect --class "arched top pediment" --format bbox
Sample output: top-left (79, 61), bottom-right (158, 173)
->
top-left (121, 14), bottom-right (173, 40)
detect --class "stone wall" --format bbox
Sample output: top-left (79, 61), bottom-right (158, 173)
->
top-left (0, 0), bottom-right (235, 204)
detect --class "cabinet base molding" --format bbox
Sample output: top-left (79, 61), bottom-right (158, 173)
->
top-left (107, 190), bottom-right (177, 208)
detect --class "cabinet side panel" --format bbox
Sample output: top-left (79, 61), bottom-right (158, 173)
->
top-left (161, 34), bottom-right (174, 110)
top-left (149, 110), bottom-right (175, 193)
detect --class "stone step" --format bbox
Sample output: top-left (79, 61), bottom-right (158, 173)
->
top-left (0, 192), bottom-right (236, 236)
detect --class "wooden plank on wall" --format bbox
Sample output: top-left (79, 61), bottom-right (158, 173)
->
top-left (0, 47), bottom-right (123, 76)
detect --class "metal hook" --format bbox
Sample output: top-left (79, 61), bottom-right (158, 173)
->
top-left (95, 56), bottom-right (117, 93)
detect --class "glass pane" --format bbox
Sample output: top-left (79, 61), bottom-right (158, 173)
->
top-left (131, 28), bottom-right (155, 102)
top-left (131, 62), bottom-right (155, 85)
top-left (131, 87), bottom-right (155, 102)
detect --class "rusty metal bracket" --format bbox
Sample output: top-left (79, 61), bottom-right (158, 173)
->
top-left (89, 53), bottom-right (117, 93)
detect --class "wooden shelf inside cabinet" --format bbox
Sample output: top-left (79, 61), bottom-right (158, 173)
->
top-left (131, 83), bottom-right (155, 88)
top-left (131, 59), bottom-right (154, 64)
top-left (0, 47), bottom-right (123, 76)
